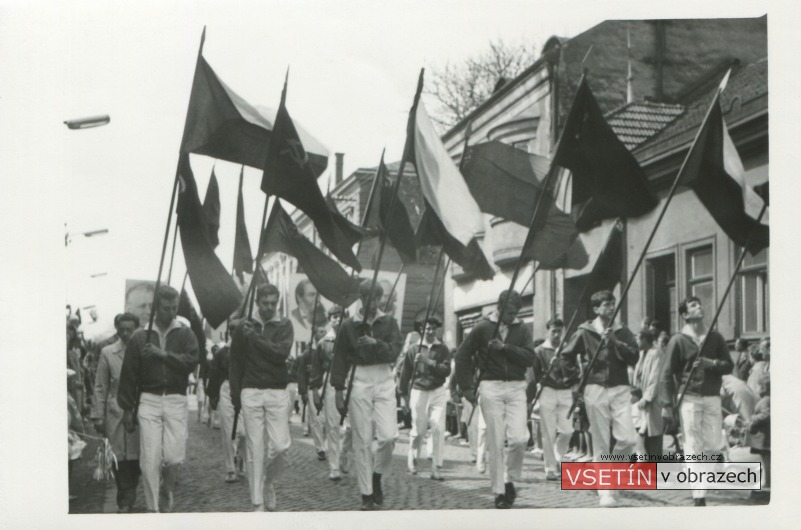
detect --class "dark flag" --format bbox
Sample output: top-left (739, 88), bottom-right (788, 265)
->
top-left (553, 78), bottom-right (658, 232)
top-left (260, 77), bottom-right (362, 271)
top-left (259, 200), bottom-right (361, 308)
top-left (585, 222), bottom-right (624, 294)
top-left (202, 168), bottom-right (221, 248)
top-left (460, 140), bottom-right (588, 270)
top-left (233, 166), bottom-right (253, 284)
top-left (177, 153), bottom-right (243, 327)
top-left (679, 98), bottom-right (769, 255)
top-left (177, 287), bottom-right (207, 367)
top-left (365, 158), bottom-right (417, 264)
top-left (180, 55), bottom-right (327, 175)
top-left (325, 194), bottom-right (377, 241)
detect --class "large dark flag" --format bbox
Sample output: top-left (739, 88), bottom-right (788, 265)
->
top-left (177, 288), bottom-right (207, 368)
top-left (180, 54), bottom-right (328, 175)
top-left (259, 200), bottom-right (361, 308)
top-left (202, 168), bottom-right (221, 248)
top-left (232, 166), bottom-right (253, 284)
top-left (460, 140), bottom-right (588, 270)
top-left (679, 97), bottom-right (769, 255)
top-left (553, 78), bottom-right (658, 232)
top-left (177, 153), bottom-right (243, 327)
top-left (260, 78), bottom-right (362, 271)
top-left (585, 222), bottom-right (624, 294)
top-left (406, 70), bottom-right (494, 279)
top-left (364, 158), bottom-right (417, 264)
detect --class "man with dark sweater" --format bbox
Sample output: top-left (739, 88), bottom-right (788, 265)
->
top-left (454, 290), bottom-right (535, 510)
top-left (399, 317), bottom-right (451, 481)
top-left (331, 280), bottom-right (402, 511)
top-left (118, 286), bottom-right (198, 513)
top-left (207, 338), bottom-right (246, 483)
top-left (661, 296), bottom-right (733, 507)
top-left (298, 326), bottom-right (328, 461)
top-left (560, 290), bottom-right (639, 507)
top-left (229, 284), bottom-right (294, 512)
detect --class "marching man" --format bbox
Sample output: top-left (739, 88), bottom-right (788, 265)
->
top-left (298, 325), bottom-right (329, 462)
top-left (331, 280), bottom-right (402, 511)
top-left (207, 338), bottom-right (247, 483)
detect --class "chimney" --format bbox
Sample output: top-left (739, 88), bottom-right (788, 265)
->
top-left (335, 152), bottom-right (344, 186)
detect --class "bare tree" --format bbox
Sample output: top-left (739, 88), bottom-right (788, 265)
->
top-left (427, 38), bottom-right (540, 130)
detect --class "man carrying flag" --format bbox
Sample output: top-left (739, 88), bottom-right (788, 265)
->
top-left (331, 279), bottom-right (402, 511)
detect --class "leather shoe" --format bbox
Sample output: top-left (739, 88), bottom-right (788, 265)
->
top-left (504, 482), bottom-right (516, 505)
top-left (360, 495), bottom-right (375, 511)
top-left (372, 473), bottom-right (384, 506)
top-left (495, 494), bottom-right (511, 509)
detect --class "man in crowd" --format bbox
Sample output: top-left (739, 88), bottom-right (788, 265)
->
top-left (399, 317), bottom-right (451, 481)
top-left (661, 296), bottom-right (733, 507)
top-left (560, 290), bottom-right (639, 507)
top-left (331, 280), bottom-right (402, 511)
top-left (298, 325), bottom-right (329, 462)
top-left (92, 312), bottom-right (141, 512)
top-left (229, 284), bottom-right (294, 512)
top-left (118, 286), bottom-right (199, 513)
top-left (531, 317), bottom-right (577, 481)
top-left (207, 338), bottom-right (246, 483)
top-left (454, 290), bottom-right (535, 510)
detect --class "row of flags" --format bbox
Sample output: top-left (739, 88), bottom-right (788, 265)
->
top-left (166, 30), bottom-right (769, 335)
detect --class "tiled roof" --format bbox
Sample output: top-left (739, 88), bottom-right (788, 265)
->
top-left (606, 102), bottom-right (685, 150)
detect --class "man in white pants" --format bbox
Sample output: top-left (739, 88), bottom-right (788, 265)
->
top-left (207, 340), bottom-right (246, 483)
top-left (662, 296), bottom-right (733, 507)
top-left (118, 286), bottom-right (199, 513)
top-left (561, 290), bottom-right (639, 507)
top-left (399, 317), bottom-right (450, 481)
top-left (332, 280), bottom-right (402, 511)
top-left (454, 290), bottom-right (535, 509)
top-left (229, 284), bottom-right (295, 512)
top-left (298, 326), bottom-right (328, 461)
top-left (531, 318), bottom-right (577, 481)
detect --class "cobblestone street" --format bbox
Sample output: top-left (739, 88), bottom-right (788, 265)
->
top-left (84, 401), bottom-right (760, 514)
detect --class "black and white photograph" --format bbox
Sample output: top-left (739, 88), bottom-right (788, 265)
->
top-left (2, 1), bottom-right (800, 528)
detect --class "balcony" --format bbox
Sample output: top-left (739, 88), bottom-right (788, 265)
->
top-left (489, 217), bottom-right (527, 269)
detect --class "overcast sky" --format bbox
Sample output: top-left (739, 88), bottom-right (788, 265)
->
top-left (0, 0), bottom-right (782, 328)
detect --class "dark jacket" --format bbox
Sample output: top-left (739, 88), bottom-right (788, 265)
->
top-left (560, 321), bottom-right (638, 388)
top-left (330, 313), bottom-right (403, 390)
top-left (398, 341), bottom-right (451, 396)
top-left (310, 334), bottom-right (336, 390)
top-left (746, 394), bottom-right (770, 452)
top-left (532, 341), bottom-right (580, 390)
top-left (206, 345), bottom-right (230, 402)
top-left (117, 322), bottom-right (199, 411)
top-left (661, 330), bottom-right (733, 399)
top-left (454, 317), bottom-right (536, 394)
top-left (229, 316), bottom-right (294, 408)
top-left (297, 346), bottom-right (314, 396)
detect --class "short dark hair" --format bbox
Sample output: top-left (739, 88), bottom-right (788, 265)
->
top-left (546, 317), bottom-right (564, 329)
top-left (650, 319), bottom-right (660, 330)
top-left (327, 304), bottom-right (344, 317)
top-left (358, 279), bottom-right (383, 299)
top-left (425, 316), bottom-right (442, 327)
top-left (117, 312), bottom-right (140, 328)
top-left (678, 296), bottom-right (701, 317)
top-left (155, 285), bottom-right (180, 308)
top-left (590, 290), bottom-right (615, 308)
top-left (498, 290), bottom-right (522, 309)
top-left (638, 329), bottom-right (656, 345)
top-left (257, 284), bottom-right (280, 301)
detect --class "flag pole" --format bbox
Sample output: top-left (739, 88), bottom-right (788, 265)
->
top-left (382, 263), bottom-right (406, 313)
top-left (340, 69), bottom-right (425, 425)
top-left (146, 26), bottom-right (206, 334)
top-left (167, 222), bottom-right (180, 285)
top-left (675, 203), bottom-right (768, 409)
top-left (567, 84), bottom-right (728, 420)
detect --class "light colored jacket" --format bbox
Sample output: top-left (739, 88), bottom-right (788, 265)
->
top-left (92, 339), bottom-right (139, 460)
top-left (633, 346), bottom-right (667, 436)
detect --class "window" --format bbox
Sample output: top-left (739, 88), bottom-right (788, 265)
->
top-left (738, 247), bottom-right (769, 335)
top-left (645, 253), bottom-right (677, 334)
top-left (687, 246), bottom-right (714, 325)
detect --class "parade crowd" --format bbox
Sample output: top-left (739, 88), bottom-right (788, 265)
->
top-left (67, 282), bottom-right (770, 512)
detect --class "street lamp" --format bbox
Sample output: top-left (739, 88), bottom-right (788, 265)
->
top-left (63, 115), bottom-right (110, 130)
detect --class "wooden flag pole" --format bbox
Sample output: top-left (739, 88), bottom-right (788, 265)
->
top-left (566, 85), bottom-right (728, 420)
top-left (675, 203), bottom-right (768, 410)
top-left (167, 222), bottom-right (180, 285)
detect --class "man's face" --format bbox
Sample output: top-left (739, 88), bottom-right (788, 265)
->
top-left (547, 325), bottom-right (563, 345)
top-left (258, 294), bottom-right (280, 321)
top-left (117, 321), bottom-right (136, 344)
top-left (314, 327), bottom-right (327, 342)
top-left (328, 314), bottom-right (341, 328)
top-left (759, 339), bottom-right (770, 358)
top-left (499, 303), bottom-right (520, 325)
top-left (637, 335), bottom-right (650, 351)
top-left (424, 323), bottom-right (437, 342)
top-left (682, 299), bottom-right (704, 322)
top-left (593, 299), bottom-right (616, 321)
top-left (156, 297), bottom-right (179, 326)
top-left (126, 288), bottom-right (153, 327)
top-left (360, 290), bottom-right (382, 315)
top-left (300, 284), bottom-right (317, 311)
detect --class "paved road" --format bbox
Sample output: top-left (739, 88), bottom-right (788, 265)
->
top-left (92, 401), bottom-right (759, 513)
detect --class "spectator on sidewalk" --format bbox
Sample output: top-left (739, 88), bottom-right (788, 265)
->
top-left (631, 329), bottom-right (667, 462)
top-left (91, 312), bottom-right (141, 512)
top-left (731, 338), bottom-right (753, 381)
top-left (118, 286), bottom-right (199, 513)
top-left (745, 370), bottom-right (770, 502)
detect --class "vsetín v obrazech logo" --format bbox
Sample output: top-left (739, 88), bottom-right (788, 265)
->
top-left (560, 462), bottom-right (762, 490)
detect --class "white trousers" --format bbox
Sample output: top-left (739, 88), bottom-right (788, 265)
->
top-left (219, 381), bottom-right (246, 473)
top-left (306, 389), bottom-right (325, 452)
top-left (539, 387), bottom-right (574, 475)
top-left (409, 386), bottom-right (447, 467)
top-left (349, 364), bottom-right (398, 495)
top-left (680, 395), bottom-right (723, 499)
top-left (137, 392), bottom-right (188, 512)
top-left (464, 398), bottom-right (487, 467)
top-left (478, 380), bottom-right (528, 495)
top-left (286, 382), bottom-right (298, 418)
top-left (322, 378), bottom-right (351, 472)
top-left (241, 388), bottom-right (291, 506)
